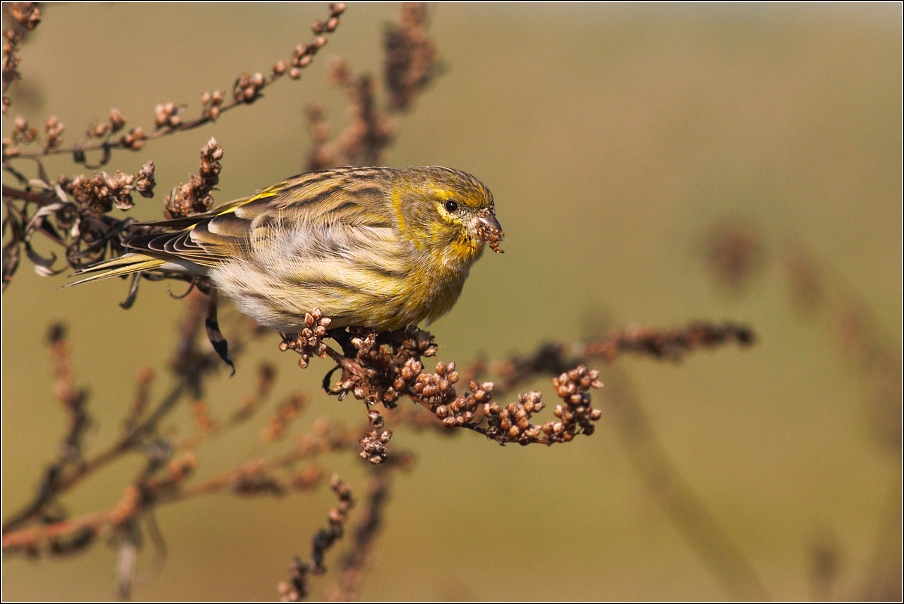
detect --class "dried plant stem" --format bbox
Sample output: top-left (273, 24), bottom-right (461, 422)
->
top-left (1, 422), bottom-right (359, 554)
top-left (10, 4), bottom-right (347, 165)
top-left (603, 372), bottom-right (769, 601)
top-left (1, 380), bottom-right (189, 535)
top-left (854, 465), bottom-right (903, 600)
top-left (3, 291), bottom-right (225, 535)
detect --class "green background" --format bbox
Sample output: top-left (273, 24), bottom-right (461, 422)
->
top-left (2, 3), bottom-right (901, 600)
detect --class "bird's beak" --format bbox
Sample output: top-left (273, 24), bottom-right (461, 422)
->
top-left (471, 210), bottom-right (504, 253)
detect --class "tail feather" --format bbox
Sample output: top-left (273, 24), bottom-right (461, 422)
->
top-left (66, 253), bottom-right (167, 287)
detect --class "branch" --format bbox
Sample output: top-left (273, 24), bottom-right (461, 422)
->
top-left (4, 4), bottom-right (347, 166)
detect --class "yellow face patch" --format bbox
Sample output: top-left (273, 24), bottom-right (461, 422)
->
top-left (429, 186), bottom-right (456, 201)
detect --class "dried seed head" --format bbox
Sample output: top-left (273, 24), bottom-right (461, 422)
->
top-left (136, 161), bottom-right (156, 198)
top-left (108, 108), bottom-right (126, 132)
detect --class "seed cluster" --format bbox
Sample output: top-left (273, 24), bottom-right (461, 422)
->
top-left (483, 390), bottom-right (545, 444)
top-left (475, 219), bottom-right (505, 253)
top-left (411, 363), bottom-right (492, 429)
top-left (82, 107), bottom-right (127, 142)
top-left (279, 309), bottom-right (332, 369)
top-left (163, 137), bottom-right (223, 218)
top-left (42, 116), bottom-right (64, 152)
top-left (290, 465), bottom-right (326, 493)
top-left (2, 2), bottom-right (42, 115)
top-left (359, 410), bottom-right (392, 465)
top-left (200, 90), bottom-right (225, 121)
top-left (233, 460), bottom-right (287, 497)
top-left (135, 161), bottom-right (156, 199)
top-left (484, 366), bottom-right (602, 445)
top-left (62, 163), bottom-right (155, 215)
top-left (120, 126), bottom-right (146, 151)
top-left (279, 313), bottom-right (610, 461)
top-left (272, 3), bottom-right (344, 90)
top-left (328, 326), bottom-right (436, 407)
top-left (154, 101), bottom-right (184, 130)
top-left (234, 71), bottom-right (267, 104)
top-left (549, 366), bottom-right (604, 440)
top-left (581, 322), bottom-right (756, 362)
top-left (278, 475), bottom-right (354, 602)
top-left (10, 115), bottom-right (36, 143)
top-left (384, 2), bottom-right (438, 112)
top-left (2, 114), bottom-right (41, 158)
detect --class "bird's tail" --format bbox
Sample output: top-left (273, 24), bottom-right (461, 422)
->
top-left (66, 253), bottom-right (167, 287)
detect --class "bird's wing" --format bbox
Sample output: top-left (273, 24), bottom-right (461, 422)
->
top-left (124, 167), bottom-right (397, 268)
top-left (123, 186), bottom-right (283, 268)
top-left (262, 167), bottom-right (397, 228)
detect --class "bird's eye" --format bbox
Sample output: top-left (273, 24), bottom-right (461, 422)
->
top-left (444, 200), bottom-right (459, 213)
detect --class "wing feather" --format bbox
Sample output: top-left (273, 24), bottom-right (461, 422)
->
top-left (72, 167), bottom-right (402, 285)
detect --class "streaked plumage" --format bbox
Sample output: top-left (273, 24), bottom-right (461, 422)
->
top-left (69, 166), bottom-right (503, 332)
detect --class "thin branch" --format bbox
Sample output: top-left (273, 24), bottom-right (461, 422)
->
top-left (7, 4), bottom-right (347, 166)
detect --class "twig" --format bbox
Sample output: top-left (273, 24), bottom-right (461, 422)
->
top-left (7, 4), bottom-right (347, 165)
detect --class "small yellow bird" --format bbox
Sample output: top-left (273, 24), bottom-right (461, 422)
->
top-left (69, 166), bottom-right (503, 332)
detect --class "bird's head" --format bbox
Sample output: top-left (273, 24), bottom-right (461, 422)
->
top-left (392, 166), bottom-right (504, 263)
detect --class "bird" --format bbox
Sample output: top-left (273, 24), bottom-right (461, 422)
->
top-left (68, 166), bottom-right (504, 333)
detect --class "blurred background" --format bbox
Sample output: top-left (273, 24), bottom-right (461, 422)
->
top-left (2, 3), bottom-right (900, 600)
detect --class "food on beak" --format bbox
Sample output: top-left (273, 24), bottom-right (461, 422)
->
top-left (473, 212), bottom-right (504, 253)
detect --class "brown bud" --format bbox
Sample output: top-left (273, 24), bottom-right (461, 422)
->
top-left (108, 108), bottom-right (126, 132)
